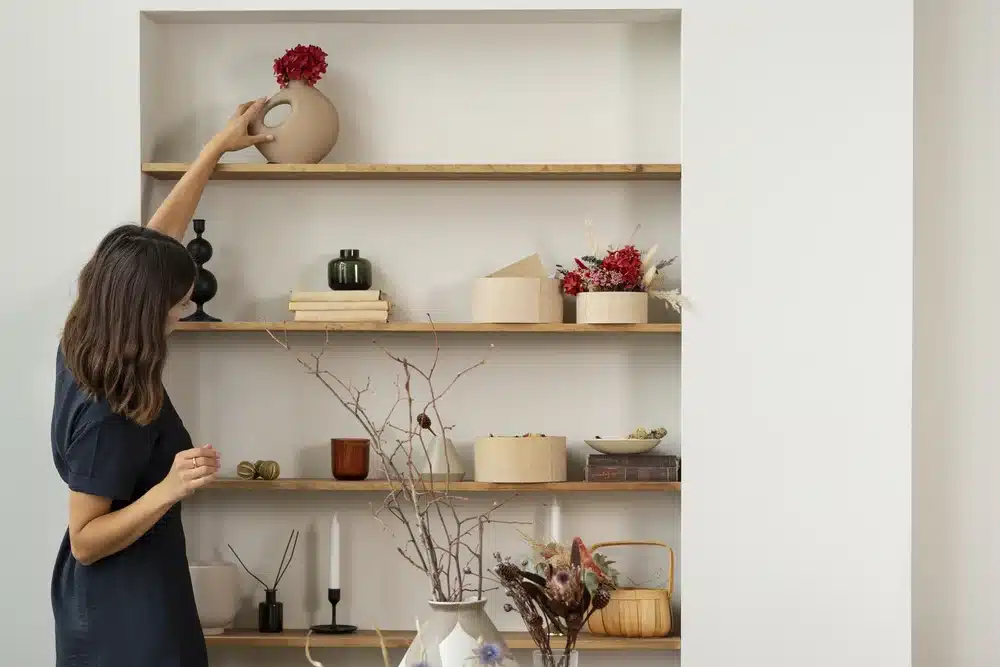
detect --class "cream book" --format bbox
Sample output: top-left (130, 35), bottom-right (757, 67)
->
top-left (289, 300), bottom-right (390, 311)
top-left (289, 290), bottom-right (382, 302)
top-left (293, 310), bottom-right (389, 322)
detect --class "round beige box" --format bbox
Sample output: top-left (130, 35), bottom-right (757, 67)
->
top-left (473, 435), bottom-right (567, 483)
top-left (576, 292), bottom-right (649, 324)
top-left (473, 277), bottom-right (564, 323)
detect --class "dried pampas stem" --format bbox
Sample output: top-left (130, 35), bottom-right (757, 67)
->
top-left (375, 627), bottom-right (391, 667)
top-left (304, 630), bottom-right (323, 667)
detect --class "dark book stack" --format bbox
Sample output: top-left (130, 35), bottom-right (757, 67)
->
top-left (585, 454), bottom-right (681, 482)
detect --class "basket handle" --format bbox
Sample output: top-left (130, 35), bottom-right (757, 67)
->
top-left (589, 540), bottom-right (674, 599)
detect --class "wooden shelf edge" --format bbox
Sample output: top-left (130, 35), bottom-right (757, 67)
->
top-left (205, 629), bottom-right (680, 650)
top-left (174, 321), bottom-right (681, 333)
top-left (207, 479), bottom-right (680, 492)
top-left (142, 162), bottom-right (682, 181)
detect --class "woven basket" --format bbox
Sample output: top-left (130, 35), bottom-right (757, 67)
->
top-left (586, 541), bottom-right (674, 638)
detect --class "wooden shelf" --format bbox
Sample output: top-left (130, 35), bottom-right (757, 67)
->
top-left (205, 629), bottom-right (680, 651)
top-left (143, 162), bottom-right (681, 181)
top-left (174, 321), bottom-right (680, 333)
top-left (208, 479), bottom-right (680, 492)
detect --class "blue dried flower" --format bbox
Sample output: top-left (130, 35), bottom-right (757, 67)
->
top-left (472, 642), bottom-right (506, 666)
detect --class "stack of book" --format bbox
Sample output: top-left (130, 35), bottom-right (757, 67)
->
top-left (288, 290), bottom-right (391, 323)
top-left (585, 454), bottom-right (681, 482)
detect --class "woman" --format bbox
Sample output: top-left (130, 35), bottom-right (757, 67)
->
top-left (50, 99), bottom-right (273, 667)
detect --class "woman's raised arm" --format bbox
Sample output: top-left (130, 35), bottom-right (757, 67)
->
top-left (146, 99), bottom-right (273, 241)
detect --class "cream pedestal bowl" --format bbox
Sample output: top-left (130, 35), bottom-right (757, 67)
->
top-left (189, 561), bottom-right (239, 635)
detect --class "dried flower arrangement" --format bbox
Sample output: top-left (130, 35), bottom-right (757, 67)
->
top-left (556, 222), bottom-right (683, 313)
top-left (273, 44), bottom-right (328, 88)
top-left (269, 322), bottom-right (520, 604)
top-left (493, 536), bottom-right (619, 667)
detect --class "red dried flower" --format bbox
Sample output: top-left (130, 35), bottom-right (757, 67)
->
top-left (273, 44), bottom-right (328, 88)
top-left (561, 270), bottom-right (584, 296)
top-left (601, 245), bottom-right (643, 290)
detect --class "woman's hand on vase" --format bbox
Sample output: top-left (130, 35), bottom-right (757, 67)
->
top-left (204, 98), bottom-right (275, 156)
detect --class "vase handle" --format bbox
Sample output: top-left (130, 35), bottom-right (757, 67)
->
top-left (253, 90), bottom-right (293, 133)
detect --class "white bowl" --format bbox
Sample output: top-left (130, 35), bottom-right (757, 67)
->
top-left (584, 438), bottom-right (662, 455)
top-left (189, 561), bottom-right (239, 635)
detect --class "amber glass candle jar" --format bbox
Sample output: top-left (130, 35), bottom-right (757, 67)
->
top-left (331, 438), bottom-right (370, 480)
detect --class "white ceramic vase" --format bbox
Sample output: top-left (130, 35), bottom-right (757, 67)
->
top-left (189, 561), bottom-right (239, 635)
top-left (576, 292), bottom-right (649, 324)
top-left (418, 436), bottom-right (466, 482)
top-left (399, 599), bottom-right (518, 667)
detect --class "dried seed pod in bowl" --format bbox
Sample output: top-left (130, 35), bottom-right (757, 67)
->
top-left (237, 460), bottom-right (258, 480)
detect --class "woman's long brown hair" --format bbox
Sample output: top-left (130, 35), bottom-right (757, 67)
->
top-left (61, 224), bottom-right (196, 425)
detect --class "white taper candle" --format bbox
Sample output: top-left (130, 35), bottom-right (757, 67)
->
top-left (549, 498), bottom-right (562, 544)
top-left (328, 513), bottom-right (341, 590)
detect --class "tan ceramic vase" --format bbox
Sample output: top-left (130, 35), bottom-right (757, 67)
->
top-left (251, 80), bottom-right (339, 164)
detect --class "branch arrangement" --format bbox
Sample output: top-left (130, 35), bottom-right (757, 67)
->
top-left (228, 529), bottom-right (300, 592)
top-left (494, 537), bottom-right (617, 667)
top-left (269, 318), bottom-right (519, 602)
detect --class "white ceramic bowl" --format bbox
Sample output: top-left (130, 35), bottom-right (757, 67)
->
top-left (584, 438), bottom-right (662, 455)
top-left (189, 561), bottom-right (239, 635)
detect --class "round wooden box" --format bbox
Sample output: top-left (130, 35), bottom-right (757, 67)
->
top-left (576, 292), bottom-right (649, 324)
top-left (473, 435), bottom-right (567, 482)
top-left (473, 277), bottom-right (564, 323)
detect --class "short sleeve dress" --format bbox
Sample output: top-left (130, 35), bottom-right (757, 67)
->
top-left (50, 347), bottom-right (208, 667)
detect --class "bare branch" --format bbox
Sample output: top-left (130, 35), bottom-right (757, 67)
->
top-left (268, 318), bottom-right (500, 602)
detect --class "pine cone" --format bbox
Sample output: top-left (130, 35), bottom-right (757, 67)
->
top-left (417, 413), bottom-right (432, 429)
top-left (496, 560), bottom-right (521, 582)
top-left (592, 586), bottom-right (612, 610)
top-left (545, 568), bottom-right (584, 609)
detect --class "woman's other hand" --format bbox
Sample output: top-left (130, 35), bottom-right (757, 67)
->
top-left (157, 445), bottom-right (220, 503)
top-left (205, 99), bottom-right (274, 155)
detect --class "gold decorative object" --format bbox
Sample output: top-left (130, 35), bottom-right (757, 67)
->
top-left (236, 459), bottom-right (281, 480)
top-left (257, 460), bottom-right (281, 480)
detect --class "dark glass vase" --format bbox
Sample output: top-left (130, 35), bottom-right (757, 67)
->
top-left (258, 589), bottom-right (283, 633)
top-left (180, 219), bottom-right (220, 322)
top-left (327, 249), bottom-right (372, 291)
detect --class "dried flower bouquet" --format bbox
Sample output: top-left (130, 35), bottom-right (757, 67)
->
top-left (493, 536), bottom-right (619, 667)
top-left (556, 222), bottom-right (683, 313)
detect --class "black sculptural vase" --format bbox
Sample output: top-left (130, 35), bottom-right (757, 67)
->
top-left (327, 249), bottom-right (372, 291)
top-left (181, 219), bottom-right (220, 322)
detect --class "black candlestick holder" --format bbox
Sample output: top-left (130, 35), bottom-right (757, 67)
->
top-left (181, 218), bottom-right (220, 322)
top-left (309, 588), bottom-right (358, 634)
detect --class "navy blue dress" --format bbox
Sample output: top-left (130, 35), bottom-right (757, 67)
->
top-left (50, 347), bottom-right (207, 667)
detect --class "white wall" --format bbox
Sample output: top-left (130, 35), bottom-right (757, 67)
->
top-left (914, 1), bottom-right (1000, 666)
top-left (681, 3), bottom-right (912, 667)
top-left (1, 2), bottom-right (912, 667)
